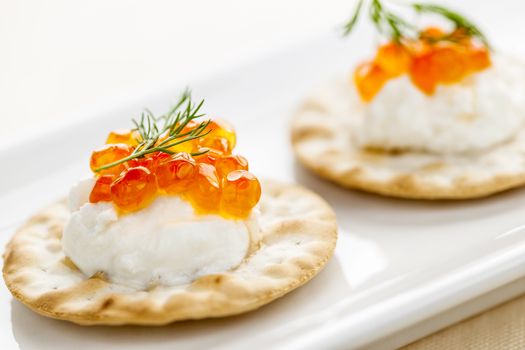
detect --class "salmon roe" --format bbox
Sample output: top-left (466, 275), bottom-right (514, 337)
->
top-left (106, 129), bottom-right (141, 146)
top-left (89, 175), bottom-right (114, 203)
top-left (215, 155), bottom-right (248, 178)
top-left (156, 129), bottom-right (198, 154)
top-left (193, 148), bottom-right (224, 165)
top-left (354, 26), bottom-right (492, 101)
top-left (90, 144), bottom-right (133, 176)
top-left (185, 163), bottom-right (222, 213)
top-left (156, 152), bottom-right (197, 194)
top-left (88, 119), bottom-right (261, 218)
top-left (221, 170), bottom-right (261, 218)
top-left (354, 62), bottom-right (389, 102)
top-left (199, 119), bottom-right (236, 153)
top-left (110, 166), bottom-right (157, 212)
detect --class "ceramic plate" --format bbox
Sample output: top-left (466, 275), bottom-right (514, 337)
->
top-left (3, 7), bottom-right (525, 348)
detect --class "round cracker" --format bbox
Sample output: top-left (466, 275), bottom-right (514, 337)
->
top-left (2, 180), bottom-right (337, 325)
top-left (291, 79), bottom-right (525, 199)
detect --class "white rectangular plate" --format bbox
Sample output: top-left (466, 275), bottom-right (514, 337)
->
top-left (3, 19), bottom-right (525, 350)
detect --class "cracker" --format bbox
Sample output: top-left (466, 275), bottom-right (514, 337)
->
top-left (2, 180), bottom-right (337, 325)
top-left (291, 79), bottom-right (525, 199)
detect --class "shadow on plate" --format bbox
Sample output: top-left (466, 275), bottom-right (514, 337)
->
top-left (292, 160), bottom-right (525, 229)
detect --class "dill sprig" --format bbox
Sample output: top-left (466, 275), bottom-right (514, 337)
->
top-left (343, 0), bottom-right (490, 48)
top-left (412, 3), bottom-right (490, 48)
top-left (343, 0), bottom-right (364, 36)
top-left (344, 0), bottom-right (415, 41)
top-left (94, 89), bottom-right (211, 172)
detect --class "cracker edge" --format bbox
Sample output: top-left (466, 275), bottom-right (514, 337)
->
top-left (3, 180), bottom-right (338, 325)
top-left (290, 96), bottom-right (525, 200)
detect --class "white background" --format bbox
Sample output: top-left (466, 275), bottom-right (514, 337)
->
top-left (2, 0), bottom-right (522, 145)
top-left (0, 0), bottom-right (356, 145)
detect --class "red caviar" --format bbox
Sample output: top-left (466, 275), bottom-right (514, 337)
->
top-left (156, 130), bottom-right (198, 154)
top-left (354, 62), bottom-right (389, 102)
top-left (89, 175), bottom-right (114, 203)
top-left (427, 45), bottom-right (468, 84)
top-left (215, 155), bottom-right (248, 178)
top-left (156, 152), bottom-right (197, 194)
top-left (467, 48), bottom-right (491, 72)
top-left (106, 129), bottom-right (140, 146)
top-left (110, 166), bottom-right (157, 212)
top-left (89, 119), bottom-right (261, 218)
top-left (127, 151), bottom-right (170, 172)
top-left (185, 163), bottom-right (221, 213)
top-left (198, 119), bottom-right (236, 154)
top-left (422, 27), bottom-right (443, 39)
top-left (193, 148), bottom-right (223, 165)
top-left (409, 52), bottom-right (438, 94)
top-left (354, 26), bottom-right (492, 101)
top-left (90, 144), bottom-right (133, 176)
top-left (221, 170), bottom-right (261, 218)
top-left (375, 42), bottom-right (411, 77)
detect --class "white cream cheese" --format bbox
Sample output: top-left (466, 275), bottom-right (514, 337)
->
top-left (63, 179), bottom-right (257, 289)
top-left (355, 55), bottom-right (525, 154)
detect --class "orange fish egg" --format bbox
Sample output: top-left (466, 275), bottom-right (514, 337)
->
top-left (354, 61), bottom-right (389, 102)
top-left (199, 119), bottom-right (236, 154)
top-left (110, 166), bottom-right (157, 212)
top-left (467, 47), bottom-right (491, 72)
top-left (215, 155), bottom-right (249, 178)
top-left (375, 42), bottom-right (410, 77)
top-left (106, 129), bottom-right (140, 146)
top-left (429, 44), bottom-right (468, 84)
top-left (127, 157), bottom-right (155, 172)
top-left (409, 52), bottom-right (438, 95)
top-left (194, 148), bottom-right (224, 165)
top-left (89, 175), bottom-right (115, 203)
top-left (90, 143), bottom-right (133, 176)
top-left (156, 152), bottom-right (197, 194)
top-left (220, 170), bottom-right (261, 218)
top-left (91, 115), bottom-right (260, 216)
top-left (419, 26), bottom-right (445, 41)
top-left (127, 151), bottom-right (170, 172)
top-left (355, 25), bottom-right (492, 101)
top-left (156, 130), bottom-right (198, 154)
top-left (449, 27), bottom-right (472, 46)
top-left (186, 163), bottom-right (221, 213)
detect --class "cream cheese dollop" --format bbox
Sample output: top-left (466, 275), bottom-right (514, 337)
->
top-left (354, 55), bottom-right (525, 154)
top-left (62, 179), bottom-right (259, 290)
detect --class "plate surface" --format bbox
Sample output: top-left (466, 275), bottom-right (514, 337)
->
top-left (3, 6), bottom-right (525, 348)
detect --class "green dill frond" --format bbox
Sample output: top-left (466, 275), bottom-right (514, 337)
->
top-left (94, 89), bottom-right (211, 172)
top-left (343, 0), bottom-right (490, 49)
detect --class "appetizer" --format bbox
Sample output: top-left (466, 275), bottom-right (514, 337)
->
top-left (291, 0), bottom-right (525, 199)
top-left (3, 90), bottom-right (337, 325)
